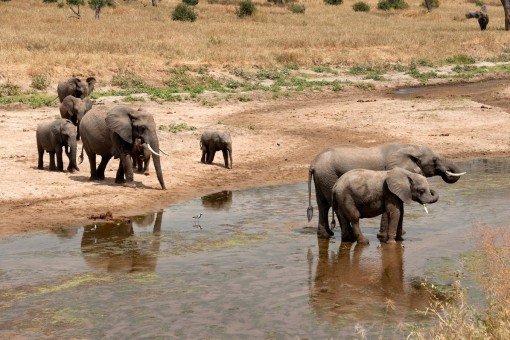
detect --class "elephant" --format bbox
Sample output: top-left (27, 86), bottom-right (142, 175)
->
top-left (81, 211), bottom-right (163, 273)
top-left (330, 168), bottom-right (439, 244)
top-left (36, 118), bottom-right (79, 173)
top-left (59, 95), bottom-right (93, 140)
top-left (57, 76), bottom-right (96, 102)
top-left (79, 106), bottom-right (166, 189)
top-left (307, 143), bottom-right (465, 238)
top-left (200, 130), bottom-right (233, 169)
top-left (132, 138), bottom-right (151, 174)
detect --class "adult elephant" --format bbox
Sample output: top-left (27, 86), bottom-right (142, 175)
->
top-left (80, 106), bottom-right (166, 189)
top-left (307, 143), bottom-right (465, 238)
top-left (57, 77), bottom-right (96, 102)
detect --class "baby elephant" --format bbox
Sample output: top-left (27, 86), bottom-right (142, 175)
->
top-left (36, 119), bottom-right (79, 173)
top-left (132, 138), bottom-right (151, 174)
top-left (331, 168), bottom-right (438, 244)
top-left (200, 130), bottom-right (233, 169)
top-left (59, 95), bottom-right (93, 140)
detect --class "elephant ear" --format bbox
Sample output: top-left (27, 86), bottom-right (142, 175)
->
top-left (386, 145), bottom-right (424, 173)
top-left (105, 107), bottom-right (133, 144)
top-left (84, 97), bottom-right (93, 112)
top-left (51, 120), bottom-right (64, 144)
top-left (386, 168), bottom-right (413, 204)
top-left (86, 77), bottom-right (96, 93)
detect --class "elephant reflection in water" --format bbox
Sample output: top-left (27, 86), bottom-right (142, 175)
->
top-left (201, 191), bottom-right (233, 211)
top-left (308, 239), bottom-right (430, 324)
top-left (81, 211), bottom-right (163, 273)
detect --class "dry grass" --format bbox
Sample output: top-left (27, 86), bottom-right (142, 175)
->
top-left (1, 1), bottom-right (510, 85)
top-left (412, 226), bottom-right (510, 339)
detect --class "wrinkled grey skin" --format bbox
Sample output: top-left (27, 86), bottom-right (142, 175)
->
top-left (132, 138), bottom-right (151, 174)
top-left (80, 106), bottom-right (166, 189)
top-left (36, 119), bottom-right (79, 173)
top-left (59, 95), bottom-right (93, 140)
top-left (57, 77), bottom-right (96, 102)
top-left (200, 130), bottom-right (233, 169)
top-left (331, 168), bottom-right (439, 244)
top-left (308, 143), bottom-right (463, 238)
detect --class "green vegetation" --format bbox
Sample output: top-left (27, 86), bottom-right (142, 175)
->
top-left (31, 75), bottom-right (50, 90)
top-left (182, 0), bottom-right (199, 5)
top-left (159, 123), bottom-right (197, 133)
top-left (172, 3), bottom-right (197, 22)
top-left (0, 93), bottom-right (56, 108)
top-left (445, 54), bottom-right (476, 65)
top-left (352, 1), bottom-right (370, 12)
top-left (288, 3), bottom-right (305, 13)
top-left (406, 67), bottom-right (439, 83)
top-left (324, 0), bottom-right (342, 5)
top-left (377, 0), bottom-right (409, 10)
top-left (236, 0), bottom-right (256, 18)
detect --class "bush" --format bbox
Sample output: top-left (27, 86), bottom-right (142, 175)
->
top-left (236, 0), bottom-right (256, 18)
top-left (182, 0), bottom-right (199, 5)
top-left (377, 0), bottom-right (408, 10)
top-left (42, 0), bottom-right (58, 3)
top-left (172, 4), bottom-right (197, 22)
top-left (324, 0), bottom-right (342, 5)
top-left (288, 3), bottom-right (305, 13)
top-left (422, 0), bottom-right (439, 9)
top-left (31, 75), bottom-right (50, 90)
top-left (352, 1), bottom-right (370, 11)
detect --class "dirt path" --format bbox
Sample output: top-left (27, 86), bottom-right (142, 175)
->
top-left (1, 82), bottom-right (509, 237)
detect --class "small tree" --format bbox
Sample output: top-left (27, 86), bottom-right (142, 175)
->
top-left (237, 0), bottom-right (256, 17)
top-left (88, 0), bottom-right (115, 19)
top-left (66, 0), bottom-right (85, 18)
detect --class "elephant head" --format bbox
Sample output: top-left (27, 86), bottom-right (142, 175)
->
top-left (386, 168), bottom-right (439, 206)
top-left (105, 106), bottom-right (166, 189)
top-left (58, 77), bottom-right (96, 102)
top-left (51, 119), bottom-right (79, 172)
top-left (60, 95), bottom-right (93, 125)
top-left (386, 145), bottom-right (465, 184)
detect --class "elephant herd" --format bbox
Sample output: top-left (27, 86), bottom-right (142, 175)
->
top-left (36, 77), bottom-right (233, 191)
top-left (36, 77), bottom-right (466, 245)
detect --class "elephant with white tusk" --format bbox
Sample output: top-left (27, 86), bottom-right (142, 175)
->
top-left (331, 168), bottom-right (439, 244)
top-left (307, 143), bottom-right (464, 239)
top-left (79, 106), bottom-right (167, 189)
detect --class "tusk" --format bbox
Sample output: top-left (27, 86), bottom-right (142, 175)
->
top-left (158, 148), bottom-right (170, 156)
top-left (423, 204), bottom-right (429, 214)
top-left (147, 144), bottom-right (162, 157)
top-left (446, 171), bottom-right (466, 177)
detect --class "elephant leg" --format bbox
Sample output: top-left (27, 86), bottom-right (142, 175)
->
top-left (386, 204), bottom-right (402, 244)
top-left (143, 159), bottom-right (150, 174)
top-left (96, 155), bottom-right (111, 180)
top-left (132, 155), bottom-right (137, 170)
top-left (340, 214), bottom-right (356, 242)
top-left (137, 158), bottom-right (143, 173)
top-left (37, 145), bottom-right (44, 169)
top-left (122, 154), bottom-right (134, 183)
top-left (352, 218), bottom-right (369, 245)
top-left (315, 185), bottom-right (334, 238)
top-left (201, 149), bottom-right (207, 163)
top-left (56, 148), bottom-right (64, 172)
top-left (115, 159), bottom-right (126, 184)
top-left (76, 126), bottom-right (80, 141)
top-left (396, 205), bottom-right (404, 241)
top-left (377, 213), bottom-right (389, 242)
top-left (222, 149), bottom-right (229, 169)
top-left (206, 149), bottom-right (216, 164)
top-left (49, 152), bottom-right (56, 171)
top-left (87, 151), bottom-right (98, 180)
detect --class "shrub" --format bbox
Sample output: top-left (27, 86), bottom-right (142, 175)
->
top-left (42, 0), bottom-right (58, 3)
top-left (422, 0), bottom-right (439, 9)
top-left (352, 1), bottom-right (370, 11)
top-left (288, 3), bottom-right (305, 13)
top-left (377, 0), bottom-right (408, 10)
top-left (236, 0), bottom-right (256, 18)
top-left (324, 0), bottom-right (342, 5)
top-left (172, 4), bottom-right (197, 22)
top-left (31, 75), bottom-right (50, 90)
top-left (182, 0), bottom-right (199, 5)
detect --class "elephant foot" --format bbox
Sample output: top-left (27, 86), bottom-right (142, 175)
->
top-left (386, 239), bottom-right (397, 244)
top-left (377, 232), bottom-right (388, 241)
top-left (342, 234), bottom-right (357, 243)
top-left (115, 178), bottom-right (126, 184)
top-left (317, 226), bottom-right (334, 239)
top-left (123, 182), bottom-right (137, 188)
top-left (357, 237), bottom-right (370, 245)
top-left (90, 176), bottom-right (101, 181)
top-left (395, 236), bottom-right (404, 241)
top-left (49, 167), bottom-right (57, 171)
top-left (37, 165), bottom-right (43, 170)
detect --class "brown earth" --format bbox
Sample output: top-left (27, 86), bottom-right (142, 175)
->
top-left (1, 81), bottom-right (509, 237)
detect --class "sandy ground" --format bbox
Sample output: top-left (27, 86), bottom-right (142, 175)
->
top-left (1, 81), bottom-right (509, 237)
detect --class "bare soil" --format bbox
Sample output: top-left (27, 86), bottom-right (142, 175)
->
top-left (1, 80), bottom-right (509, 237)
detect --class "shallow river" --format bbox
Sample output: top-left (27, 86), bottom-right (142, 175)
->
top-left (1, 158), bottom-right (509, 338)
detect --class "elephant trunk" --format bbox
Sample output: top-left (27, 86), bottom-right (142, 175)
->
top-left (427, 189), bottom-right (439, 204)
top-left (67, 137), bottom-right (79, 172)
top-left (149, 132), bottom-right (166, 190)
top-left (437, 159), bottom-right (464, 184)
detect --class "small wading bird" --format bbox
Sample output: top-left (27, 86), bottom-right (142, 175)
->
top-left (193, 213), bottom-right (203, 229)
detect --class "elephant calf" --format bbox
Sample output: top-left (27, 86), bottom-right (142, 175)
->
top-left (331, 168), bottom-right (438, 244)
top-left (36, 119), bottom-right (79, 173)
top-left (200, 130), bottom-right (233, 169)
top-left (59, 95), bottom-right (93, 141)
top-left (132, 138), bottom-right (151, 174)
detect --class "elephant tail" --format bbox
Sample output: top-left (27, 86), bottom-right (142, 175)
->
top-left (307, 166), bottom-right (314, 222)
top-left (330, 193), bottom-right (336, 231)
top-left (78, 144), bottom-right (84, 165)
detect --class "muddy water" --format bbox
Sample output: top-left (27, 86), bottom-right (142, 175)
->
top-left (1, 159), bottom-right (509, 338)
top-left (393, 78), bottom-right (510, 112)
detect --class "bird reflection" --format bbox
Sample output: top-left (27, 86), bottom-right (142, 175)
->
top-left (81, 211), bottom-right (163, 273)
top-left (308, 239), bottom-right (430, 324)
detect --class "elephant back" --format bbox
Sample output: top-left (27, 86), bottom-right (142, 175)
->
top-left (80, 107), bottom-right (111, 156)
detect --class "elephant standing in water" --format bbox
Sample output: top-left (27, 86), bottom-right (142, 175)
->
top-left (307, 143), bottom-right (465, 238)
top-left (200, 130), bottom-right (233, 169)
top-left (57, 77), bottom-right (96, 102)
top-left (331, 168), bottom-right (439, 244)
top-left (59, 95), bottom-right (93, 140)
top-left (36, 119), bottom-right (79, 173)
top-left (79, 106), bottom-right (166, 189)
